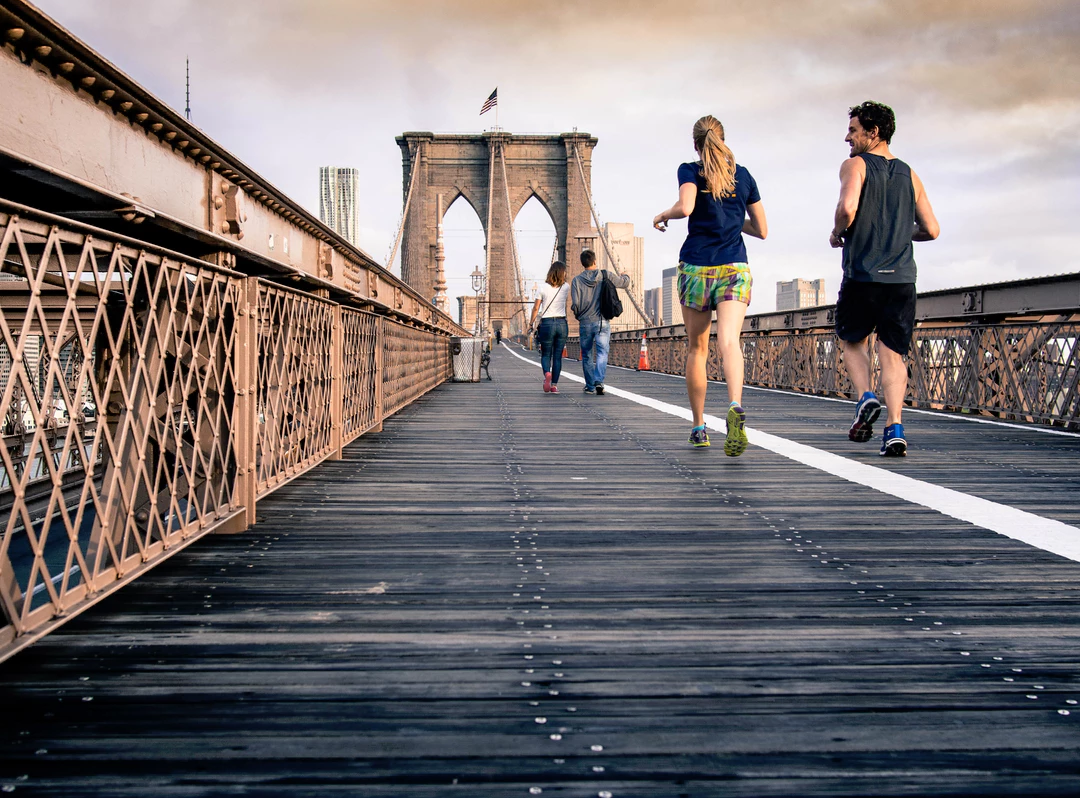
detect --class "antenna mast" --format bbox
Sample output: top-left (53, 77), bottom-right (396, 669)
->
top-left (185, 57), bottom-right (191, 121)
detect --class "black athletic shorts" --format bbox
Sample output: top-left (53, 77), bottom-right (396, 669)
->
top-left (835, 279), bottom-right (917, 355)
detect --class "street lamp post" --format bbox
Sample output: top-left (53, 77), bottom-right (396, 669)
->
top-left (470, 266), bottom-right (486, 337)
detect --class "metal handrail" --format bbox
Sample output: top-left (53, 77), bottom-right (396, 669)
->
top-left (567, 318), bottom-right (1080, 429)
top-left (0, 208), bottom-right (454, 660)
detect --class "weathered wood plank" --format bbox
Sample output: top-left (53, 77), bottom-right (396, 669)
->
top-left (1, 345), bottom-right (1079, 796)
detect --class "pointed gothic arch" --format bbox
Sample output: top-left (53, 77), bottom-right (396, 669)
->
top-left (444, 187), bottom-right (483, 223)
top-left (396, 131), bottom-right (598, 335)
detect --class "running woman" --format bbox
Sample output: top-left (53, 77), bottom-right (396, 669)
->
top-left (653, 115), bottom-right (767, 455)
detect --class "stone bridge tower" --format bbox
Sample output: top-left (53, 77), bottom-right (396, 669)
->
top-left (396, 131), bottom-right (598, 336)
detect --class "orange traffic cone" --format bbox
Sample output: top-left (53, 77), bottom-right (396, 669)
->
top-left (562, 345), bottom-right (568, 358)
top-left (636, 332), bottom-right (651, 371)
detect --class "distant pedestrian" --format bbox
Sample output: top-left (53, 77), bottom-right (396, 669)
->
top-left (570, 249), bottom-right (630, 395)
top-left (830, 101), bottom-right (939, 456)
top-left (529, 260), bottom-right (570, 394)
top-left (495, 329), bottom-right (502, 345)
top-left (653, 115), bottom-right (767, 455)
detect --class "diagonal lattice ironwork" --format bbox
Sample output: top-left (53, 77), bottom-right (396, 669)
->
top-left (382, 319), bottom-right (453, 418)
top-left (254, 284), bottom-right (336, 497)
top-left (0, 202), bottom-right (457, 659)
top-left (0, 207), bottom-right (244, 644)
top-left (588, 323), bottom-right (1080, 429)
top-left (341, 310), bottom-right (381, 444)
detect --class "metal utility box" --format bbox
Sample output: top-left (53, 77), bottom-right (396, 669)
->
top-left (451, 337), bottom-right (485, 382)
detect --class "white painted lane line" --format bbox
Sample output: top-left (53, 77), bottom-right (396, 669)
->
top-left (500, 343), bottom-right (1080, 563)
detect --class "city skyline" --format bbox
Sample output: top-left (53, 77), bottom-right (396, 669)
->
top-left (28, 0), bottom-right (1080, 313)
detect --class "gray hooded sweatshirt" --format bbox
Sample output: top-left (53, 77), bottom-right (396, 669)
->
top-left (570, 268), bottom-right (631, 325)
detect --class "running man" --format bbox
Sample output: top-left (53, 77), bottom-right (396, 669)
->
top-left (830, 101), bottom-right (939, 456)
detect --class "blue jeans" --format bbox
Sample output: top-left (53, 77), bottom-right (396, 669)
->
top-left (578, 320), bottom-right (611, 389)
top-left (537, 317), bottom-right (568, 383)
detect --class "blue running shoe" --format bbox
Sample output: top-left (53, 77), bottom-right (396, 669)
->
top-left (848, 391), bottom-right (882, 443)
top-left (688, 425), bottom-right (710, 448)
top-left (880, 423), bottom-right (907, 457)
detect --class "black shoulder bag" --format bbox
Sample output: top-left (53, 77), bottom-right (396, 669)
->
top-left (598, 270), bottom-right (624, 320)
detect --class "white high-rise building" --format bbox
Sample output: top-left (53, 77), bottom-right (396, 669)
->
top-left (597, 222), bottom-right (647, 332)
top-left (318, 166), bottom-right (359, 247)
top-left (776, 278), bottom-right (827, 311)
top-left (662, 266), bottom-right (683, 328)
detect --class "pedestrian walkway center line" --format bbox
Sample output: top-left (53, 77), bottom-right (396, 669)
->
top-left (501, 344), bottom-right (1080, 563)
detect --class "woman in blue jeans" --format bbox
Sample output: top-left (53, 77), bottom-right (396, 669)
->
top-left (528, 261), bottom-right (570, 394)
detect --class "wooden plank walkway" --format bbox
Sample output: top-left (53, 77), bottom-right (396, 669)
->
top-left (2, 344), bottom-right (1080, 796)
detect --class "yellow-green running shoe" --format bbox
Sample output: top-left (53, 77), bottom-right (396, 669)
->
top-left (724, 404), bottom-right (748, 457)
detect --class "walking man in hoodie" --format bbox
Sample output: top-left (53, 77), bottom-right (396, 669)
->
top-left (570, 249), bottom-right (630, 395)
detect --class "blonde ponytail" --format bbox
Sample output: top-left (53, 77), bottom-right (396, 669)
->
top-left (692, 116), bottom-right (736, 196)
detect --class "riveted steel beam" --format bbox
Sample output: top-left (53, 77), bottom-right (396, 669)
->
top-left (0, 0), bottom-right (463, 336)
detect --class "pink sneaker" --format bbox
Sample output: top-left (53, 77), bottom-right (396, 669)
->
top-left (543, 372), bottom-right (552, 392)
top-left (550, 384), bottom-right (559, 394)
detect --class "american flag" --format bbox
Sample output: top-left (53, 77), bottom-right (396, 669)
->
top-left (480, 88), bottom-right (497, 116)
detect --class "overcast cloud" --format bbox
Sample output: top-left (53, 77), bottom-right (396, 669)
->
top-left (29, 0), bottom-right (1080, 311)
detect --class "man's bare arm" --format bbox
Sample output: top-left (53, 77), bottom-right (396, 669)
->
top-left (910, 169), bottom-right (940, 242)
top-left (830, 157), bottom-right (865, 248)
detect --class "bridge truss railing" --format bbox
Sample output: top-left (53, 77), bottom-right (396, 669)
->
top-left (566, 314), bottom-right (1080, 430)
top-left (0, 203), bottom-right (454, 660)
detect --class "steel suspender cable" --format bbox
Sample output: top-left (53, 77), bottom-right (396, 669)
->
top-left (571, 143), bottom-right (655, 326)
top-left (498, 142), bottom-right (529, 328)
top-left (484, 137), bottom-right (496, 335)
top-left (386, 146), bottom-right (421, 275)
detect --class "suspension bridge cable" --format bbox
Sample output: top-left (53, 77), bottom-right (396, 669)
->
top-left (498, 142), bottom-right (530, 327)
top-left (571, 143), bottom-right (655, 326)
top-left (386, 147), bottom-right (421, 275)
top-left (482, 135), bottom-right (496, 334)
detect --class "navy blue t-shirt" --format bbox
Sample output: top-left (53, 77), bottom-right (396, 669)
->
top-left (677, 161), bottom-right (760, 266)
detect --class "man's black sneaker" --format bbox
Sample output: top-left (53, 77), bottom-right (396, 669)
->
top-left (595, 383), bottom-right (605, 395)
top-left (583, 386), bottom-right (596, 394)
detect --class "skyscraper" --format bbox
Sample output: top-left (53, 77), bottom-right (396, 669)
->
top-left (318, 166), bottom-right (359, 247)
top-left (776, 278), bottom-right (827, 311)
top-left (662, 266), bottom-right (683, 328)
top-left (644, 287), bottom-right (662, 327)
top-left (596, 222), bottom-right (646, 331)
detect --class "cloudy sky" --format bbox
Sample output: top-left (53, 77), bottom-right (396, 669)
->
top-left (31, 0), bottom-right (1080, 312)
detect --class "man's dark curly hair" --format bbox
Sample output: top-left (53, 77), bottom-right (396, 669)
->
top-left (849, 101), bottom-right (896, 144)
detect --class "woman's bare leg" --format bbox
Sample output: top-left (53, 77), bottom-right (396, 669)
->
top-left (682, 306), bottom-right (714, 427)
top-left (715, 300), bottom-right (749, 406)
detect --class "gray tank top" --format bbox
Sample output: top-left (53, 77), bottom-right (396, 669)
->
top-left (842, 153), bottom-right (917, 283)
